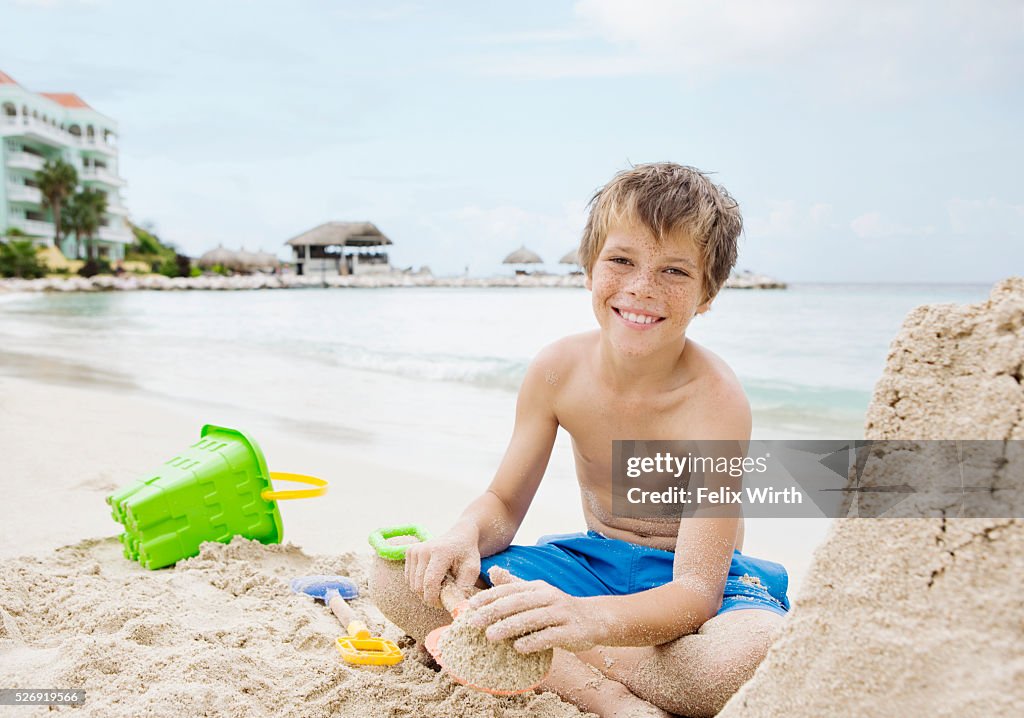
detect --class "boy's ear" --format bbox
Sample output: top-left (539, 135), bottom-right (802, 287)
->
top-left (695, 298), bottom-right (712, 316)
top-left (585, 274), bottom-right (592, 291)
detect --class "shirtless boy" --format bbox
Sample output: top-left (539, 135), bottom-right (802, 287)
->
top-left (371, 163), bottom-right (790, 717)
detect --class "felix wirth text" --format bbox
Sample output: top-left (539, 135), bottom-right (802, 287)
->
top-left (624, 451), bottom-right (803, 505)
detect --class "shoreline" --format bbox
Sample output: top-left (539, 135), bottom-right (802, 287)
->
top-left (0, 272), bottom-right (788, 293)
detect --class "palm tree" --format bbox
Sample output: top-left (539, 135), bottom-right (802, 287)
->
top-left (35, 158), bottom-right (78, 252)
top-left (63, 188), bottom-right (107, 262)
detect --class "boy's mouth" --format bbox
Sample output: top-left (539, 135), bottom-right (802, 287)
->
top-left (613, 307), bottom-right (666, 326)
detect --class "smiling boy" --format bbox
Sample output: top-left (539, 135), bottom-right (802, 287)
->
top-left (371, 163), bottom-right (790, 717)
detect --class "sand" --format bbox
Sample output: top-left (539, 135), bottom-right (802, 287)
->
top-left (718, 277), bottom-right (1024, 717)
top-left (0, 536), bottom-right (588, 718)
top-left (436, 608), bottom-right (554, 693)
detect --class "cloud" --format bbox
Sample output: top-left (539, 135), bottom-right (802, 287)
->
top-left (12, 0), bottom-right (107, 7)
top-left (849, 211), bottom-right (935, 239)
top-left (947, 197), bottom-right (1024, 236)
top-left (427, 202), bottom-right (587, 274)
top-left (746, 200), bottom-right (835, 239)
top-left (472, 0), bottom-right (1024, 96)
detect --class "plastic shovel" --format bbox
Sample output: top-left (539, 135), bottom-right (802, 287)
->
top-left (291, 575), bottom-right (403, 666)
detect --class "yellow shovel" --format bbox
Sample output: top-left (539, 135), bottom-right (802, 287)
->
top-left (326, 588), bottom-right (404, 666)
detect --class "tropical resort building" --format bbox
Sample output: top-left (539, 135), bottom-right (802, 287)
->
top-left (0, 69), bottom-right (131, 259)
top-left (286, 222), bottom-right (393, 276)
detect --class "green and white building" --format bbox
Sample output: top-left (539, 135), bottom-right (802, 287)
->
top-left (0, 69), bottom-right (131, 259)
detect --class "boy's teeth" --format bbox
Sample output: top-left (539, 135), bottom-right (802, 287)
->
top-left (622, 311), bottom-right (655, 325)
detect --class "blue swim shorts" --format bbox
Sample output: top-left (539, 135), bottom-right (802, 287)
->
top-left (479, 530), bottom-right (790, 618)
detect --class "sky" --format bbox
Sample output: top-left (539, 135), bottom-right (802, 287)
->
top-left (1, 0), bottom-right (1022, 281)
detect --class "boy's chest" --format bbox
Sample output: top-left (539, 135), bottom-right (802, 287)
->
top-left (556, 385), bottom-right (702, 465)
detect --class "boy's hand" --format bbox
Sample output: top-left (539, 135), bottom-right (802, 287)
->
top-left (466, 566), bottom-right (607, 654)
top-left (404, 525), bottom-right (481, 609)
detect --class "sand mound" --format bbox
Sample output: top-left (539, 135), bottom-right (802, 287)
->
top-left (437, 607), bottom-right (553, 693)
top-left (719, 277), bottom-right (1024, 717)
top-left (0, 536), bottom-right (588, 718)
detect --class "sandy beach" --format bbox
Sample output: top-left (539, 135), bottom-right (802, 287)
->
top-left (1, 278), bottom-right (1020, 717)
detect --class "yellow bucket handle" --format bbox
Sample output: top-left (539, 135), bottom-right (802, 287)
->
top-left (261, 472), bottom-right (328, 501)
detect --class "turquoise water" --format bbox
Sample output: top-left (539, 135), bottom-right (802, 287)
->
top-left (0, 283), bottom-right (992, 478)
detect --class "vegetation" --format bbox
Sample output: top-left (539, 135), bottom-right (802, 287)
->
top-left (35, 159), bottom-right (78, 248)
top-left (156, 253), bottom-right (192, 278)
top-left (61, 188), bottom-right (108, 275)
top-left (126, 222), bottom-right (174, 267)
top-left (0, 239), bottom-right (47, 279)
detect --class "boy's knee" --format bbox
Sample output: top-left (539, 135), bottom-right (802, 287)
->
top-left (638, 612), bottom-right (783, 716)
top-left (367, 555), bottom-right (452, 643)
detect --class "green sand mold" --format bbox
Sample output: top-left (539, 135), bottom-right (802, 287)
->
top-left (106, 424), bottom-right (325, 569)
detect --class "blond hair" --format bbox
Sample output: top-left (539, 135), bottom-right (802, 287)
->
top-left (579, 163), bottom-right (742, 302)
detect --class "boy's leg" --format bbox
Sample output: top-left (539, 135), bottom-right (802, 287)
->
top-left (542, 650), bottom-right (673, 718)
top-left (566, 609), bottom-right (784, 718)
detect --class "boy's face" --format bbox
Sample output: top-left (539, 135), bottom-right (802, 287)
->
top-left (586, 222), bottom-right (711, 358)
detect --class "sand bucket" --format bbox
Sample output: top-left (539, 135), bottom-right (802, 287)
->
top-left (106, 424), bottom-right (327, 569)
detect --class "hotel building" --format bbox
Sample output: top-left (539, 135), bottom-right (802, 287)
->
top-left (0, 69), bottom-right (131, 259)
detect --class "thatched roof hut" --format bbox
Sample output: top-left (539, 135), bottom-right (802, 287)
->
top-left (254, 251), bottom-right (281, 269)
top-left (197, 245), bottom-right (238, 269)
top-left (502, 246), bottom-right (543, 264)
top-left (559, 249), bottom-right (580, 265)
top-left (286, 221), bottom-right (394, 276)
top-left (234, 248), bottom-right (261, 270)
top-left (286, 222), bottom-right (393, 248)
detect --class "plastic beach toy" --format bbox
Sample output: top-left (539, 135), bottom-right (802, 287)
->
top-left (290, 576), bottom-right (359, 602)
top-left (106, 424), bottom-right (328, 569)
top-left (368, 524), bottom-right (432, 561)
top-left (291, 578), bottom-right (403, 666)
top-left (332, 586), bottom-right (405, 667)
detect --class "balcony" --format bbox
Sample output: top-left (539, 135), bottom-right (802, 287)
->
top-left (105, 199), bottom-right (130, 216)
top-left (98, 224), bottom-right (132, 243)
top-left (1, 115), bottom-right (118, 153)
top-left (6, 182), bottom-right (43, 204)
top-left (81, 166), bottom-right (127, 187)
top-left (7, 217), bottom-right (55, 238)
top-left (6, 151), bottom-right (45, 171)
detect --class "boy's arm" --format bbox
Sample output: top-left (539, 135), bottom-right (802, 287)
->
top-left (409, 347), bottom-right (560, 604)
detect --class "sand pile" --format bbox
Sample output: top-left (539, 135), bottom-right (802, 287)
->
top-left (436, 608), bottom-right (553, 693)
top-left (719, 277), bottom-right (1024, 717)
top-left (0, 536), bottom-right (589, 718)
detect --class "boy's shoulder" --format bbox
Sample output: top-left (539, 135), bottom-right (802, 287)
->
top-left (530, 331), bottom-right (599, 372)
top-left (681, 340), bottom-right (752, 432)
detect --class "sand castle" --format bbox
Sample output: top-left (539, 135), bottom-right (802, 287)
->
top-left (719, 277), bottom-right (1024, 717)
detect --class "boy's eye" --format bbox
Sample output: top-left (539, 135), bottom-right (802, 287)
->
top-left (609, 257), bottom-right (632, 265)
top-left (665, 267), bottom-right (689, 276)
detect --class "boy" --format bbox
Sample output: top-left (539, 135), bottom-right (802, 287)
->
top-left (371, 163), bottom-right (790, 717)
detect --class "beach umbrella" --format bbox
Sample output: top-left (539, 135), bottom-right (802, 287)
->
top-left (559, 249), bottom-right (580, 265)
top-left (253, 250), bottom-right (281, 270)
top-left (502, 246), bottom-right (543, 265)
top-left (235, 248), bottom-right (262, 272)
top-left (197, 245), bottom-right (239, 269)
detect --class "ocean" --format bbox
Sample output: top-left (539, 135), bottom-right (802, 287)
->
top-left (0, 282), bottom-right (991, 487)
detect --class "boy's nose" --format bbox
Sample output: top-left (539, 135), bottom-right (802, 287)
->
top-left (624, 268), bottom-right (658, 296)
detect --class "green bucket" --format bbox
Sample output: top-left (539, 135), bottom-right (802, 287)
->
top-left (106, 424), bottom-right (327, 569)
